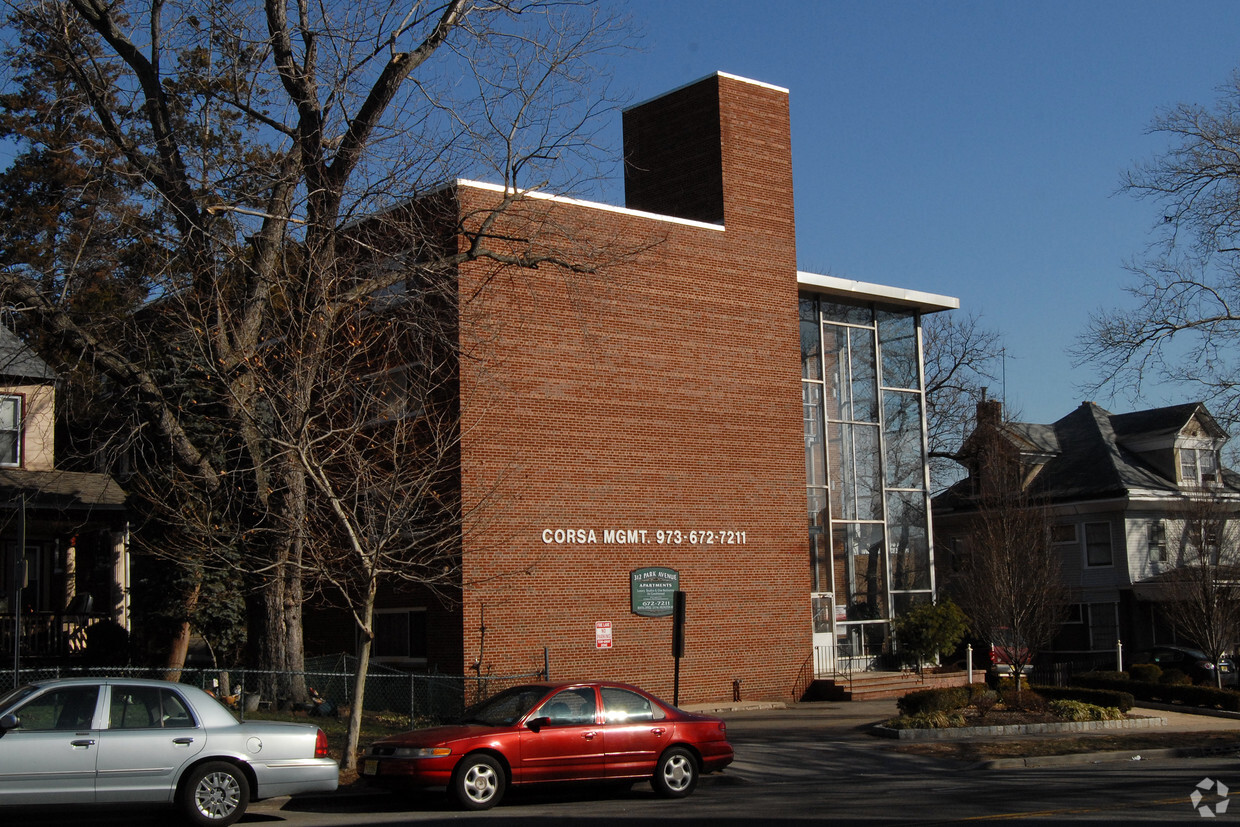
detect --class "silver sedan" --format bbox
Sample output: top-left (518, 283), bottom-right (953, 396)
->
top-left (0, 677), bottom-right (338, 826)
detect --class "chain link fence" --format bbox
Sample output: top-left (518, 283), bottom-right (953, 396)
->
top-left (0, 655), bottom-right (545, 726)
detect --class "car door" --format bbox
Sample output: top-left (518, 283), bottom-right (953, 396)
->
top-left (95, 684), bottom-right (207, 803)
top-left (0, 684), bottom-right (102, 804)
top-left (598, 686), bottom-right (668, 777)
top-left (515, 687), bottom-right (605, 783)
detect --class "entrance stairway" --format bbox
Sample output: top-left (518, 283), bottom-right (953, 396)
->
top-left (806, 669), bottom-right (972, 701)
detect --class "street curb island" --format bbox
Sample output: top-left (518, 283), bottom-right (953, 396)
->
top-left (872, 714), bottom-right (1168, 741)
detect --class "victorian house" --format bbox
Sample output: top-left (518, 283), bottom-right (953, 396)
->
top-left (933, 399), bottom-right (1240, 667)
top-left (0, 327), bottom-right (129, 666)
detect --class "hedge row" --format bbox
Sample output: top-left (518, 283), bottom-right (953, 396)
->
top-left (1074, 672), bottom-right (1240, 712)
top-left (896, 682), bottom-right (1131, 716)
top-left (896, 686), bottom-right (972, 716)
top-left (1029, 684), bottom-right (1135, 713)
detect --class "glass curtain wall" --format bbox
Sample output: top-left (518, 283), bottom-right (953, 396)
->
top-left (801, 294), bottom-right (934, 664)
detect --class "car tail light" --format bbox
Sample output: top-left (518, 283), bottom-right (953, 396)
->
top-left (315, 728), bottom-right (330, 759)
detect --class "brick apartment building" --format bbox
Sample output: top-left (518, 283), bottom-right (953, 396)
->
top-left (306, 72), bottom-right (957, 704)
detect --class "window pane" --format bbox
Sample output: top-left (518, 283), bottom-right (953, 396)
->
top-left (804, 384), bottom-right (825, 486)
top-left (538, 688), bottom-right (596, 726)
top-left (800, 297), bottom-right (821, 381)
top-left (0, 397), bottom-right (18, 465)
top-left (1180, 449), bottom-right (1198, 483)
top-left (161, 690), bottom-right (195, 727)
top-left (808, 489), bottom-right (829, 592)
top-left (601, 687), bottom-right (661, 722)
top-left (877, 310), bottom-right (919, 390)
top-left (887, 491), bottom-right (930, 590)
top-left (883, 390), bottom-right (924, 490)
top-left (848, 327), bottom-right (879, 422)
top-left (833, 522), bottom-right (886, 620)
top-left (851, 424), bottom-right (882, 521)
top-left (374, 612), bottom-right (410, 657)
top-left (110, 686), bottom-right (160, 728)
top-left (1085, 522), bottom-right (1112, 566)
top-left (819, 300), bottom-right (873, 327)
top-left (17, 686), bottom-right (99, 731)
top-left (0, 397), bottom-right (18, 430)
top-left (823, 325), bottom-right (849, 421)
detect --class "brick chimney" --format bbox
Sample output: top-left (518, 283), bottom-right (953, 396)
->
top-left (622, 72), bottom-right (795, 238)
top-left (977, 399), bottom-right (1003, 428)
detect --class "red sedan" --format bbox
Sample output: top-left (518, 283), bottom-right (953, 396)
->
top-left (360, 681), bottom-right (733, 810)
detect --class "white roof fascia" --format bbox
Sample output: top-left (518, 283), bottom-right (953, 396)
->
top-left (456, 179), bottom-right (726, 232)
top-left (624, 71), bottom-right (788, 113)
top-left (798, 270), bottom-right (959, 314)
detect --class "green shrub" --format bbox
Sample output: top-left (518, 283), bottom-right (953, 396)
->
top-left (1000, 688), bottom-right (1048, 712)
top-left (1033, 684), bottom-right (1135, 712)
top-left (897, 686), bottom-right (970, 716)
top-left (1128, 663), bottom-right (1161, 683)
top-left (965, 681), bottom-right (993, 702)
top-left (1160, 668), bottom-right (1191, 685)
top-left (1081, 670), bottom-right (1128, 681)
top-left (892, 599), bottom-right (969, 671)
top-left (884, 710), bottom-right (966, 729)
top-left (1049, 699), bottom-right (1123, 722)
top-left (1071, 674), bottom-right (1240, 710)
top-left (972, 688), bottom-right (1000, 717)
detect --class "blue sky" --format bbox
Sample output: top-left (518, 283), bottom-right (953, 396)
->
top-left (592, 1), bottom-right (1240, 425)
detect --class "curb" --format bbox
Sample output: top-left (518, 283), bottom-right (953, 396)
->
top-left (976, 742), bottom-right (1240, 770)
top-left (873, 714), bottom-right (1167, 741)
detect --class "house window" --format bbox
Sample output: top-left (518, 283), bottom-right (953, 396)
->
top-left (1063, 604), bottom-right (1084, 624)
top-left (359, 366), bottom-right (420, 424)
top-left (1084, 522), bottom-right (1112, 567)
top-left (1149, 520), bottom-right (1167, 563)
top-left (0, 395), bottom-right (21, 466)
top-left (1180, 447), bottom-right (1220, 485)
top-left (373, 608), bottom-right (428, 662)
top-left (1050, 524), bottom-right (1077, 545)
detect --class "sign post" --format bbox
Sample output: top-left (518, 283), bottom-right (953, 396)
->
top-left (671, 590), bottom-right (685, 706)
top-left (12, 492), bottom-right (25, 686)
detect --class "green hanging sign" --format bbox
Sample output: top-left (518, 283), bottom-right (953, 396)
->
top-left (630, 567), bottom-right (679, 617)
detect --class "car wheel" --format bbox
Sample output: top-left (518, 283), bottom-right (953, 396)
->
top-left (178, 760), bottom-right (251, 827)
top-left (452, 753), bottom-right (506, 810)
top-left (652, 746), bottom-right (698, 798)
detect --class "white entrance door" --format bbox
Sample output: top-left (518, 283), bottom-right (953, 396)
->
top-left (811, 593), bottom-right (835, 676)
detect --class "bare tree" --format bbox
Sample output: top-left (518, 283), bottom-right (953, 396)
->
top-left (922, 311), bottom-right (1003, 491)
top-left (1075, 71), bottom-right (1240, 437)
top-left (0, 0), bottom-right (632, 710)
top-left (947, 422), bottom-right (1068, 691)
top-left (1159, 492), bottom-right (1240, 688)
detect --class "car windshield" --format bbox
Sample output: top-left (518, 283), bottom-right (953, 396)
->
top-left (0, 684), bottom-right (40, 713)
top-left (458, 685), bottom-right (550, 726)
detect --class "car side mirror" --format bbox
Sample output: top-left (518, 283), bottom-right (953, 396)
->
top-left (0, 713), bottom-right (17, 732)
top-left (527, 716), bottom-right (550, 733)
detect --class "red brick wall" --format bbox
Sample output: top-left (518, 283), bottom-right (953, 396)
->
top-left (453, 75), bottom-right (808, 704)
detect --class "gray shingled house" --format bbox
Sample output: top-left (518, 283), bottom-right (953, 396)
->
top-left (0, 327), bottom-right (130, 665)
top-left (933, 399), bottom-right (1240, 670)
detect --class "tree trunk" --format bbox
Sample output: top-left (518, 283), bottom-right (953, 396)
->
top-left (343, 588), bottom-right (377, 773)
top-left (163, 576), bottom-right (201, 681)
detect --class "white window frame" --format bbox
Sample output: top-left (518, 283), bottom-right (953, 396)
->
top-left (1083, 521), bottom-right (1113, 568)
top-left (1148, 520), bottom-right (1167, 563)
top-left (0, 394), bottom-right (22, 466)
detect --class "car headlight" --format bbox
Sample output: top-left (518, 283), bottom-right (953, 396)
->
top-left (392, 746), bottom-right (452, 758)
